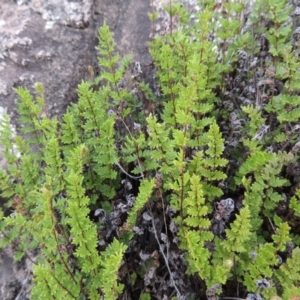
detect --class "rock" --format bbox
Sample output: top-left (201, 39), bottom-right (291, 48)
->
top-left (94, 0), bottom-right (151, 62)
top-left (0, 0), bottom-right (98, 122)
top-left (0, 245), bottom-right (33, 300)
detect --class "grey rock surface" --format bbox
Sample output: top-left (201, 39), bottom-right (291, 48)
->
top-left (0, 246), bottom-right (33, 300)
top-left (0, 0), bottom-right (97, 121)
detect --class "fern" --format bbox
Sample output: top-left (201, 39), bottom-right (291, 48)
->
top-left (127, 178), bottom-right (155, 228)
top-left (99, 239), bottom-right (127, 300)
top-left (1, 1), bottom-right (300, 298)
top-left (178, 174), bottom-right (213, 279)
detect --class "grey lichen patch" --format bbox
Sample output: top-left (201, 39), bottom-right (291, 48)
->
top-left (7, 37), bottom-right (32, 48)
top-left (0, 37), bottom-right (8, 60)
top-left (31, 0), bottom-right (92, 30)
top-left (0, 62), bottom-right (5, 72)
top-left (0, 6), bottom-right (31, 37)
top-left (151, 0), bottom-right (186, 37)
top-left (0, 19), bottom-right (6, 28)
top-left (16, 0), bottom-right (31, 5)
top-left (35, 49), bottom-right (52, 61)
top-left (0, 80), bottom-right (8, 96)
top-left (0, 4), bottom-right (33, 62)
top-left (0, 36), bottom-right (32, 63)
top-left (65, 1), bottom-right (91, 29)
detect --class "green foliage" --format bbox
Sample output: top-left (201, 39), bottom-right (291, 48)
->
top-left (99, 239), bottom-right (127, 300)
top-left (126, 178), bottom-right (155, 228)
top-left (223, 206), bottom-right (252, 254)
top-left (178, 175), bottom-right (213, 279)
top-left (1, 0), bottom-right (300, 299)
top-left (276, 247), bottom-right (300, 299)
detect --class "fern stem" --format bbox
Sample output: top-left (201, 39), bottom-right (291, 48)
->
top-left (51, 272), bottom-right (78, 299)
top-left (178, 41), bottom-right (187, 78)
top-left (113, 156), bottom-right (143, 180)
top-left (120, 117), bottom-right (145, 177)
top-left (86, 95), bottom-right (100, 137)
top-left (151, 215), bottom-right (182, 297)
top-left (43, 277), bottom-right (57, 300)
top-left (74, 213), bottom-right (98, 277)
top-left (169, 0), bottom-right (173, 37)
top-left (49, 197), bottom-right (78, 287)
top-left (105, 40), bottom-right (122, 101)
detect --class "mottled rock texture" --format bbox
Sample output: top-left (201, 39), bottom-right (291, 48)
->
top-left (0, 0), bottom-right (151, 120)
top-left (0, 0), bottom-right (95, 118)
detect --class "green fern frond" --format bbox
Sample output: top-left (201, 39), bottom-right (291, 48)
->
top-left (127, 178), bottom-right (155, 228)
top-left (223, 206), bottom-right (252, 253)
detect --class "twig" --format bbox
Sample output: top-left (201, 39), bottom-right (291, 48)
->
top-left (113, 156), bottom-right (143, 180)
top-left (150, 216), bottom-right (182, 297)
